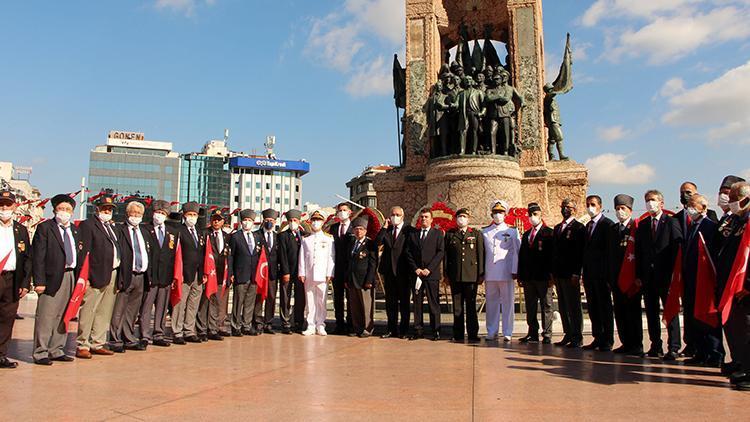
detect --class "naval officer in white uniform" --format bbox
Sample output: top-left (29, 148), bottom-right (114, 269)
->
top-left (298, 210), bottom-right (335, 336)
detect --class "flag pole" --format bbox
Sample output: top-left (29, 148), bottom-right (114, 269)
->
top-left (396, 107), bottom-right (402, 166)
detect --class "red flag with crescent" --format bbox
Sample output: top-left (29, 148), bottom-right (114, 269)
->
top-left (694, 232), bottom-right (719, 328)
top-left (170, 240), bottom-right (184, 307)
top-left (719, 220), bottom-right (750, 324)
top-left (203, 235), bottom-right (218, 299)
top-left (256, 248), bottom-right (269, 301)
top-left (63, 253), bottom-right (90, 331)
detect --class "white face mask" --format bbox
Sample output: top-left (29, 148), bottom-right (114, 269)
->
top-left (390, 215), bottom-right (403, 226)
top-left (241, 220), bottom-right (254, 231)
top-left (587, 206), bottom-right (598, 218)
top-left (152, 213), bottom-right (166, 225)
top-left (718, 193), bottom-right (730, 210)
top-left (646, 200), bottom-right (660, 215)
top-left (185, 216), bottom-right (198, 227)
top-left (311, 220), bottom-right (323, 231)
top-left (686, 207), bottom-right (702, 220)
top-left (456, 216), bottom-right (469, 228)
top-left (729, 200), bottom-right (743, 215)
top-left (55, 211), bottom-right (72, 226)
top-left (98, 212), bottom-right (112, 223)
top-left (0, 210), bottom-right (13, 221)
top-left (529, 215), bottom-right (542, 226)
top-left (289, 221), bottom-right (299, 231)
top-left (615, 209), bottom-right (630, 223)
top-left (491, 213), bottom-right (504, 224)
top-left (337, 210), bottom-right (350, 221)
top-left (128, 216), bottom-right (142, 226)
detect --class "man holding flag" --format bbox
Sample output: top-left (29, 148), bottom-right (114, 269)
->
top-left (227, 209), bottom-right (261, 336)
top-left (197, 209), bottom-right (230, 341)
top-left (172, 202), bottom-right (205, 344)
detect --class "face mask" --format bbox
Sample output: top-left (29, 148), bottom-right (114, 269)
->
top-left (127, 216), bottom-right (142, 226)
top-left (456, 216), bottom-right (469, 228)
top-left (152, 213), bottom-right (166, 225)
top-left (646, 200), bottom-right (660, 215)
top-left (718, 193), bottom-right (730, 210)
top-left (561, 207), bottom-right (572, 219)
top-left (615, 209), bottom-right (630, 223)
top-left (241, 221), bottom-right (254, 231)
top-left (311, 220), bottom-right (323, 231)
top-left (390, 215), bottom-right (402, 226)
top-left (492, 213), bottom-right (504, 224)
top-left (587, 206), bottom-right (598, 218)
top-left (529, 215), bottom-right (542, 226)
top-left (98, 213), bottom-right (112, 223)
top-left (289, 222), bottom-right (299, 231)
top-left (337, 210), bottom-right (350, 221)
top-left (686, 207), bottom-right (701, 220)
top-left (680, 192), bottom-right (692, 206)
top-left (55, 211), bottom-right (72, 226)
top-left (729, 201), bottom-right (742, 215)
top-left (263, 221), bottom-right (275, 231)
top-left (185, 216), bottom-right (198, 227)
top-left (0, 210), bottom-right (13, 221)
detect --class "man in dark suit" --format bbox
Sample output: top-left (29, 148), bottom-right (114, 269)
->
top-left (196, 209), bottom-right (230, 341)
top-left (257, 208), bottom-right (281, 334)
top-left (172, 201), bottom-right (205, 344)
top-left (76, 194), bottom-right (121, 358)
top-left (0, 190), bottom-right (32, 368)
top-left (31, 194), bottom-right (77, 366)
top-left (406, 208), bottom-right (445, 340)
top-left (347, 217), bottom-right (378, 337)
top-left (635, 189), bottom-right (683, 360)
top-left (139, 200), bottom-right (177, 347)
top-left (518, 202), bottom-right (554, 344)
top-left (716, 176), bottom-right (744, 226)
top-left (581, 195), bottom-right (616, 351)
top-left (227, 209), bottom-right (261, 336)
top-left (376, 205), bottom-right (415, 338)
top-left (552, 198), bottom-right (586, 348)
top-left (278, 209), bottom-right (306, 334)
top-left (444, 208), bottom-right (484, 342)
top-left (329, 202), bottom-right (354, 334)
top-left (681, 194), bottom-right (723, 367)
top-left (608, 194), bottom-right (643, 356)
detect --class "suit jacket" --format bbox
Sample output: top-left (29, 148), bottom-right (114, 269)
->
top-left (444, 227), bottom-right (485, 283)
top-left (376, 224), bottom-right (415, 279)
top-left (406, 227), bottom-right (445, 282)
top-left (674, 208), bottom-right (719, 241)
top-left (330, 221), bottom-right (354, 280)
top-left (634, 213), bottom-right (682, 285)
top-left (682, 217), bottom-right (717, 287)
top-left (78, 216), bottom-right (123, 289)
top-left (552, 219), bottom-right (585, 279)
top-left (31, 219), bottom-right (79, 296)
top-left (258, 229), bottom-right (280, 281)
top-left (116, 223), bottom-right (155, 290)
top-left (228, 229), bottom-right (261, 285)
top-left (207, 229), bottom-right (231, 285)
top-left (518, 225), bottom-right (554, 282)
top-left (2, 221), bottom-right (32, 300)
top-left (347, 236), bottom-right (378, 289)
top-left (146, 222), bottom-right (178, 288)
top-left (582, 215), bottom-right (615, 281)
top-left (608, 219), bottom-right (635, 287)
top-left (278, 229), bottom-right (305, 279)
top-left (176, 224), bottom-right (205, 284)
top-left (709, 213), bottom-right (748, 295)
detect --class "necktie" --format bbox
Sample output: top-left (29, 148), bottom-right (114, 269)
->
top-left (246, 232), bottom-right (253, 253)
top-left (339, 224), bottom-right (345, 238)
top-left (105, 223), bottom-right (119, 260)
top-left (529, 227), bottom-right (537, 244)
top-left (421, 229), bottom-right (427, 241)
top-left (190, 228), bottom-right (198, 247)
top-left (651, 219), bottom-right (658, 238)
top-left (61, 225), bottom-right (74, 268)
top-left (215, 231), bottom-right (223, 253)
top-left (352, 240), bottom-right (361, 254)
top-left (393, 226), bottom-right (398, 240)
top-left (266, 232), bottom-right (272, 249)
top-left (157, 225), bottom-right (164, 247)
top-left (132, 227), bottom-right (143, 272)
top-left (587, 221), bottom-right (594, 239)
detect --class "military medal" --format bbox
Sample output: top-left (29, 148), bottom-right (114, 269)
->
top-left (17, 240), bottom-right (25, 252)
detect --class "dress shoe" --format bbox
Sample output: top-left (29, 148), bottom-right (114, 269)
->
top-left (684, 357), bottom-right (706, 367)
top-left (597, 344), bottom-right (613, 352)
top-left (613, 346), bottom-right (628, 354)
top-left (231, 330), bottom-right (243, 337)
top-left (432, 333), bottom-right (441, 341)
top-left (646, 348), bottom-right (663, 358)
top-left (679, 346), bottom-right (695, 358)
top-left (185, 335), bottom-right (201, 343)
top-left (125, 343), bottom-right (146, 351)
top-left (0, 357), bottom-right (18, 368)
top-left (76, 348), bottom-right (92, 359)
top-left (582, 341), bottom-right (599, 350)
top-left (91, 347), bottom-right (114, 356)
top-left (467, 336), bottom-right (481, 343)
top-left (566, 341), bottom-right (582, 348)
top-left (51, 355), bottom-right (75, 362)
top-left (198, 334), bottom-right (208, 342)
top-left (704, 358), bottom-right (722, 368)
top-left (111, 345), bottom-right (125, 353)
top-left (662, 351), bottom-right (679, 361)
top-left (263, 327), bottom-right (276, 335)
top-left (302, 328), bottom-right (315, 336)
top-left (34, 358), bottom-right (53, 366)
top-left (359, 331), bottom-right (372, 338)
top-left (410, 332), bottom-right (425, 340)
top-left (153, 339), bottom-right (171, 347)
top-left (15, 314), bottom-right (24, 320)
top-left (219, 331), bottom-right (231, 337)
top-left (519, 335), bottom-right (538, 343)
top-left (729, 371), bottom-right (747, 385)
top-left (281, 328), bottom-right (293, 335)
top-left (381, 332), bottom-right (395, 339)
top-left (554, 337), bottom-right (571, 347)
top-left (172, 337), bottom-right (186, 345)
top-left (722, 361), bottom-right (740, 376)
top-left (542, 337), bottom-right (551, 344)
top-left (735, 379), bottom-right (750, 391)
top-left (452, 337), bottom-right (464, 343)
top-left (208, 333), bottom-right (224, 341)
top-left (626, 349), bottom-right (645, 358)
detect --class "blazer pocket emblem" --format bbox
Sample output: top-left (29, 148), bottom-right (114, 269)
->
top-left (358, 251), bottom-right (367, 259)
top-left (17, 241), bottom-right (25, 252)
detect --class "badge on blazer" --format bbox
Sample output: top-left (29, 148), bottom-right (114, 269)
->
top-left (538, 243), bottom-right (543, 252)
top-left (736, 225), bottom-right (745, 237)
top-left (255, 245), bottom-right (262, 253)
top-left (78, 242), bottom-right (83, 250)
top-left (18, 240), bottom-right (25, 252)
top-left (358, 250), bottom-right (367, 259)
top-left (169, 235), bottom-right (175, 250)
top-left (566, 231), bottom-right (571, 239)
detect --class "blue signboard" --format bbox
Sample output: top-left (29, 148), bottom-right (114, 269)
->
top-left (229, 157), bottom-right (310, 174)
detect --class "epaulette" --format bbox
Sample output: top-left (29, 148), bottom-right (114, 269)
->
top-left (323, 232), bottom-right (333, 238)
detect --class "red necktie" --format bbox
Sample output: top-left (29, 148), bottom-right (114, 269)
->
top-left (529, 227), bottom-right (537, 244)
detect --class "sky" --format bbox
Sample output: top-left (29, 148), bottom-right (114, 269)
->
top-left (2, 0), bottom-right (750, 215)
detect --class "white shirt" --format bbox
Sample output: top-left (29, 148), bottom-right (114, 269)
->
top-left (560, 216), bottom-right (575, 232)
top-left (212, 229), bottom-right (224, 253)
top-left (619, 218), bottom-right (632, 230)
top-left (0, 223), bottom-right (15, 271)
top-left (338, 221), bottom-right (350, 237)
top-left (482, 222), bottom-right (520, 282)
top-left (57, 222), bottom-right (77, 269)
top-left (298, 231), bottom-right (335, 282)
top-left (392, 222), bottom-right (404, 239)
top-left (127, 224), bottom-right (149, 273)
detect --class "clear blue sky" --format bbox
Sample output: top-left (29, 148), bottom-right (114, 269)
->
top-left (2, 0), bottom-right (749, 214)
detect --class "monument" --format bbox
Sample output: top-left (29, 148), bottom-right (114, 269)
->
top-left (375, 0), bottom-right (588, 225)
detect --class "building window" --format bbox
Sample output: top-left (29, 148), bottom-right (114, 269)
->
top-left (255, 182), bottom-right (261, 189)
top-left (265, 183), bottom-right (270, 189)
top-left (275, 183), bottom-right (281, 190)
top-left (245, 196), bottom-right (250, 203)
top-left (284, 184), bottom-right (289, 191)
top-left (295, 185), bottom-right (299, 193)
top-left (284, 198), bottom-right (289, 205)
top-left (265, 196), bottom-right (270, 203)
top-left (255, 196), bottom-right (261, 203)
top-left (295, 199), bottom-right (299, 206)
top-left (275, 197), bottom-right (280, 204)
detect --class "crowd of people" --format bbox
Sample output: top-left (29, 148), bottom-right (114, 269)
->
top-left (0, 175), bottom-right (748, 392)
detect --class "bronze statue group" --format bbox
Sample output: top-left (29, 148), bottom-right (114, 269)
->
top-left (0, 177), bottom-right (748, 392)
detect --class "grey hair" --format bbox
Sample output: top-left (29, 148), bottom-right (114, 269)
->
top-left (690, 193), bottom-right (709, 210)
top-left (126, 201), bottom-right (145, 214)
top-left (733, 181), bottom-right (750, 199)
top-left (390, 206), bottom-right (404, 214)
top-left (644, 189), bottom-right (663, 201)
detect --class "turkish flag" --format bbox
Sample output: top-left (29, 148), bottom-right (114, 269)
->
top-left (718, 220), bottom-right (750, 324)
top-left (255, 248), bottom-right (269, 301)
top-left (63, 254), bottom-right (90, 331)
top-left (221, 257), bottom-right (230, 298)
top-left (663, 247), bottom-right (683, 325)
top-left (203, 235), bottom-right (218, 299)
top-left (694, 232), bottom-right (719, 328)
top-left (617, 221), bottom-right (639, 297)
top-left (170, 240), bottom-right (184, 307)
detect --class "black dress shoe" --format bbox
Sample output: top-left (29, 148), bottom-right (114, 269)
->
top-left (542, 337), bottom-right (551, 344)
top-left (679, 346), bottom-right (695, 358)
top-left (663, 351), bottom-right (678, 361)
top-left (173, 337), bottom-right (186, 345)
top-left (554, 337), bottom-right (571, 347)
top-left (646, 348), bottom-right (663, 358)
top-left (208, 333), bottom-right (224, 341)
top-left (232, 330), bottom-right (244, 337)
top-left (34, 358), bottom-right (53, 366)
top-left (281, 328), bottom-right (293, 335)
top-left (381, 332), bottom-right (395, 339)
top-left (452, 337), bottom-right (464, 343)
top-left (613, 346), bottom-right (628, 354)
top-left (51, 355), bottom-right (75, 362)
top-left (722, 361), bottom-right (740, 376)
top-left (597, 344), bottom-right (613, 352)
top-left (566, 341), bottom-right (582, 348)
top-left (153, 339), bottom-right (171, 347)
top-left (198, 335), bottom-right (208, 342)
top-left (432, 333), bottom-right (441, 341)
top-left (111, 345), bottom-right (126, 353)
top-left (684, 357), bottom-right (706, 367)
top-left (467, 336), bottom-right (481, 343)
top-left (185, 335), bottom-right (201, 343)
top-left (124, 343), bottom-right (146, 351)
top-left (0, 357), bottom-right (19, 368)
top-left (582, 341), bottom-right (599, 350)
top-left (219, 331), bottom-right (231, 337)
top-left (519, 335), bottom-right (539, 344)
top-left (735, 379), bottom-right (750, 391)
top-left (626, 349), bottom-right (645, 358)
top-left (263, 327), bottom-right (276, 335)
top-left (729, 371), bottom-right (748, 384)
top-left (409, 333), bottom-right (425, 340)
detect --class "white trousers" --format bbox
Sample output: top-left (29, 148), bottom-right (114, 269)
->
top-left (485, 280), bottom-right (515, 337)
top-left (305, 280), bottom-right (328, 329)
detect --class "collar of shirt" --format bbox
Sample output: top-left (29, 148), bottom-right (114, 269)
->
top-left (155, 223), bottom-right (164, 230)
top-left (620, 218), bottom-right (632, 229)
top-left (564, 216), bottom-right (575, 225)
top-left (0, 219), bottom-right (12, 228)
top-left (652, 211), bottom-right (663, 222)
top-left (532, 223), bottom-right (544, 231)
top-left (591, 213), bottom-right (603, 224)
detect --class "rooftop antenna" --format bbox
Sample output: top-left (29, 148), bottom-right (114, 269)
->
top-left (264, 135), bottom-right (277, 160)
top-left (223, 128), bottom-right (230, 142)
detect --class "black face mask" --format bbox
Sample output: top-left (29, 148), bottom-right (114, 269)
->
top-left (561, 207), bottom-right (572, 219)
top-left (680, 192), bottom-right (692, 206)
top-left (263, 221), bottom-right (274, 230)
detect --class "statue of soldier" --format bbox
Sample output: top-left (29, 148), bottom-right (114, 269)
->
top-left (437, 71), bottom-right (460, 156)
top-left (427, 80), bottom-right (446, 158)
top-left (484, 68), bottom-right (524, 156)
top-left (457, 76), bottom-right (485, 155)
top-left (544, 84), bottom-right (568, 160)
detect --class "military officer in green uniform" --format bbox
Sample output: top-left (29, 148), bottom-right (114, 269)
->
top-left (444, 208), bottom-right (485, 342)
